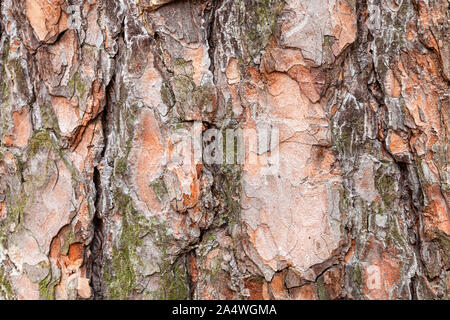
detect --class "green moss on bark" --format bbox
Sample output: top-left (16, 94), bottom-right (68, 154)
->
top-left (156, 261), bottom-right (189, 300)
top-left (104, 190), bottom-right (147, 299)
top-left (0, 266), bottom-right (13, 299)
top-left (374, 170), bottom-right (396, 208)
top-left (241, 0), bottom-right (284, 61)
top-left (68, 72), bottom-right (87, 99)
top-left (39, 273), bottom-right (58, 300)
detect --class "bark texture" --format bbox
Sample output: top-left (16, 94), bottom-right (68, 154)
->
top-left (0, 0), bottom-right (449, 300)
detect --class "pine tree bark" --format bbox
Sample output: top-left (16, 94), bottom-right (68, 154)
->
top-left (0, 0), bottom-right (448, 300)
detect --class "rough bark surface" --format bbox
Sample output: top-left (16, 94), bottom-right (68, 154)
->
top-left (0, 0), bottom-right (448, 300)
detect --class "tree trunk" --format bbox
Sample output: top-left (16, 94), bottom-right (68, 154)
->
top-left (0, 0), bottom-right (448, 300)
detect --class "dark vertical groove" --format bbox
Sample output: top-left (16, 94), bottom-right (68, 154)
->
top-left (88, 59), bottom-right (117, 301)
top-left (206, 0), bottom-right (218, 78)
top-left (88, 107), bottom-right (108, 300)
